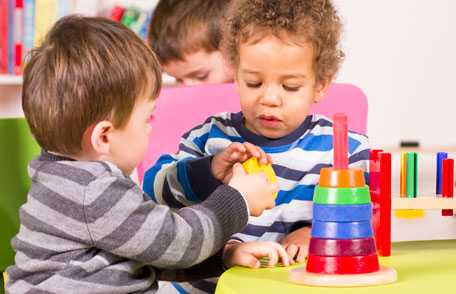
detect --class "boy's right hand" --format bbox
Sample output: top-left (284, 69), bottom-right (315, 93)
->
top-left (228, 163), bottom-right (278, 216)
top-left (223, 241), bottom-right (291, 269)
top-left (212, 142), bottom-right (271, 184)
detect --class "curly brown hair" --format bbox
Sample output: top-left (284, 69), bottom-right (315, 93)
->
top-left (223, 0), bottom-right (344, 82)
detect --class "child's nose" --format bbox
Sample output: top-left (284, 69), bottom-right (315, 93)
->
top-left (261, 86), bottom-right (282, 106)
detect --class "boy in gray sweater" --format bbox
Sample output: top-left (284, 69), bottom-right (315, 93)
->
top-left (5, 16), bottom-right (288, 293)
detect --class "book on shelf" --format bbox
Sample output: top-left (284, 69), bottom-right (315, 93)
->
top-left (0, 1), bottom-right (152, 76)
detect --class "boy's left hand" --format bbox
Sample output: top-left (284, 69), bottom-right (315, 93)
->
top-left (280, 227), bottom-right (311, 263)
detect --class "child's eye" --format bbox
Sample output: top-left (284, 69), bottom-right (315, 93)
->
top-left (246, 81), bottom-right (262, 88)
top-left (195, 73), bottom-right (209, 81)
top-left (283, 85), bottom-right (300, 92)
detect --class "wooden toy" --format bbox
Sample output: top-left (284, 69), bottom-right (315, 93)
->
top-left (289, 114), bottom-right (397, 287)
top-left (242, 157), bottom-right (278, 198)
top-left (371, 151), bottom-right (456, 257)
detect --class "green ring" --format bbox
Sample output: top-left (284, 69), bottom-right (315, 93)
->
top-left (313, 186), bottom-right (371, 205)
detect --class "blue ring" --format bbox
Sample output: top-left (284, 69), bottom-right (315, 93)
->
top-left (313, 203), bottom-right (372, 222)
top-left (311, 220), bottom-right (373, 239)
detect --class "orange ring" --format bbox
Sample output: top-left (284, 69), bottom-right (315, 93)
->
top-left (319, 168), bottom-right (365, 188)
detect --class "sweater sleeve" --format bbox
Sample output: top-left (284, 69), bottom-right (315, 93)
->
top-left (85, 175), bottom-right (248, 270)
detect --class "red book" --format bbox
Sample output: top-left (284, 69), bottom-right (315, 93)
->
top-left (13, 0), bottom-right (24, 74)
top-left (111, 6), bottom-right (125, 22)
top-left (0, 0), bottom-right (9, 73)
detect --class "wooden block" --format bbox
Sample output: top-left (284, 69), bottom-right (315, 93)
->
top-left (289, 266), bottom-right (397, 287)
top-left (306, 254), bottom-right (379, 274)
top-left (394, 209), bottom-right (425, 219)
top-left (308, 238), bottom-right (376, 257)
top-left (406, 152), bottom-right (417, 198)
top-left (313, 186), bottom-right (371, 205)
top-left (371, 152), bottom-right (392, 257)
top-left (312, 203), bottom-right (372, 222)
top-left (242, 157), bottom-right (278, 198)
top-left (311, 220), bottom-right (372, 239)
top-left (377, 153), bottom-right (391, 256)
top-left (436, 152), bottom-right (448, 195)
top-left (400, 152), bottom-right (407, 196)
top-left (442, 158), bottom-right (454, 216)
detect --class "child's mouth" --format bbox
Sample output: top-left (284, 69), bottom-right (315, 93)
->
top-left (258, 115), bottom-right (281, 128)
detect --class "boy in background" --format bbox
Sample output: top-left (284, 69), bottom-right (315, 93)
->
top-left (144, 0), bottom-right (370, 292)
top-left (5, 16), bottom-right (289, 293)
top-left (148, 0), bottom-right (234, 85)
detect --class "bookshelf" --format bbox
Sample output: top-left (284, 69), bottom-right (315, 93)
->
top-left (0, 0), bottom-right (170, 118)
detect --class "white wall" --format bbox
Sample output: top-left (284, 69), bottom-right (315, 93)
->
top-left (333, 0), bottom-right (456, 241)
top-left (333, 0), bottom-right (456, 148)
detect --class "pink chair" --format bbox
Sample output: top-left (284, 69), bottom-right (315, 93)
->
top-left (137, 83), bottom-right (368, 182)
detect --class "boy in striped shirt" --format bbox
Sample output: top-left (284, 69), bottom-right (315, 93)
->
top-left (143, 0), bottom-right (370, 293)
top-left (5, 16), bottom-right (290, 294)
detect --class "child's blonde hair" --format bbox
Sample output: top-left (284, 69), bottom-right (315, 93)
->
top-left (223, 0), bottom-right (344, 82)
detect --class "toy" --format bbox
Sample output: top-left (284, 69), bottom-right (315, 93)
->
top-left (242, 157), bottom-right (278, 199)
top-left (371, 150), bottom-right (456, 257)
top-left (289, 114), bottom-right (397, 287)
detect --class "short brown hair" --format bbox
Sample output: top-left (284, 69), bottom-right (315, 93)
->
top-left (23, 16), bottom-right (162, 155)
top-left (148, 0), bottom-right (229, 64)
top-left (223, 0), bottom-right (344, 82)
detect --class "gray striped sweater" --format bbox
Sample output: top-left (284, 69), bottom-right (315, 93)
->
top-left (5, 152), bottom-right (248, 293)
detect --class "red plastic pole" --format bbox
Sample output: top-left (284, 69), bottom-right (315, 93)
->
top-left (333, 113), bottom-right (348, 170)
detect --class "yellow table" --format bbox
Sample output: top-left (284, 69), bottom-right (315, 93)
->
top-left (216, 240), bottom-right (456, 293)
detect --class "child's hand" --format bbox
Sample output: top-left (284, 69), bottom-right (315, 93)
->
top-left (223, 241), bottom-right (291, 269)
top-left (280, 227), bottom-right (311, 263)
top-left (212, 142), bottom-right (271, 183)
top-left (228, 163), bottom-right (278, 216)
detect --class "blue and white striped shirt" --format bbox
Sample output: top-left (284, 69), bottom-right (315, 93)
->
top-left (144, 112), bottom-right (370, 241)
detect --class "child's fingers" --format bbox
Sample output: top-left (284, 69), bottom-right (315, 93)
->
top-left (230, 152), bottom-right (239, 161)
top-left (239, 253), bottom-right (261, 269)
top-left (266, 248), bottom-right (279, 267)
top-left (296, 245), bottom-right (308, 263)
top-left (243, 142), bottom-right (261, 158)
top-left (273, 243), bottom-right (291, 266)
top-left (228, 142), bottom-right (247, 155)
top-left (286, 244), bottom-right (299, 261)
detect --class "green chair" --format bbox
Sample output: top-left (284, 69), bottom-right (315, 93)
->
top-left (0, 118), bottom-right (40, 291)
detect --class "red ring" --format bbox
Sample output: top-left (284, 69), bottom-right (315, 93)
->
top-left (306, 254), bottom-right (379, 274)
top-left (308, 238), bottom-right (376, 257)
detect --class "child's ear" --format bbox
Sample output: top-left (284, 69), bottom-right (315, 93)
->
top-left (90, 120), bottom-right (114, 155)
top-left (313, 78), bottom-right (331, 103)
